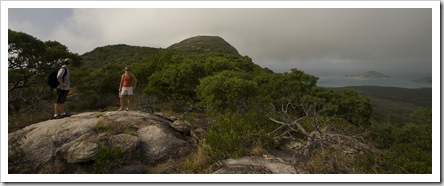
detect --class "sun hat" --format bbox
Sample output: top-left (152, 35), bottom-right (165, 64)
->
top-left (64, 58), bottom-right (73, 64)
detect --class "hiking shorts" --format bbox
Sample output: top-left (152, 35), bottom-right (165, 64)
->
top-left (120, 87), bottom-right (134, 97)
top-left (56, 89), bottom-right (69, 104)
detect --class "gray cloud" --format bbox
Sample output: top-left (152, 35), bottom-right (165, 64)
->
top-left (8, 8), bottom-right (432, 78)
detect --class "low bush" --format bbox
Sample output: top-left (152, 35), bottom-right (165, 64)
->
top-left (203, 112), bottom-right (277, 161)
top-left (90, 146), bottom-right (125, 174)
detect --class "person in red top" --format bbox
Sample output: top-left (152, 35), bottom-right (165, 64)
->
top-left (118, 66), bottom-right (137, 111)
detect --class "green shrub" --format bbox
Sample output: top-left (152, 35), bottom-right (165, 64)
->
top-left (197, 70), bottom-right (258, 114)
top-left (93, 122), bottom-right (109, 134)
top-left (69, 94), bottom-right (119, 111)
top-left (91, 146), bottom-right (125, 174)
top-left (203, 112), bottom-right (276, 161)
top-left (177, 144), bottom-right (214, 173)
top-left (369, 108), bottom-right (432, 173)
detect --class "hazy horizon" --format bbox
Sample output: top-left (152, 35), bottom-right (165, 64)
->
top-left (8, 5), bottom-right (432, 79)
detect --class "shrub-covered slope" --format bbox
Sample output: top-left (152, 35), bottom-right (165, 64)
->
top-left (167, 35), bottom-right (240, 55)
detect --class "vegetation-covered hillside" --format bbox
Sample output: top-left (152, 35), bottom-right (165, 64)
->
top-left (167, 35), bottom-right (240, 55)
top-left (80, 44), bottom-right (160, 70)
top-left (8, 29), bottom-right (432, 174)
top-left (346, 71), bottom-right (390, 78)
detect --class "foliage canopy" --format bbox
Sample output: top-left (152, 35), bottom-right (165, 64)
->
top-left (8, 30), bottom-right (432, 174)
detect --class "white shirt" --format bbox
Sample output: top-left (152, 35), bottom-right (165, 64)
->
top-left (57, 66), bottom-right (70, 90)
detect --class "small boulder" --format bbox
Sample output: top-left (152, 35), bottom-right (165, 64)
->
top-left (64, 141), bottom-right (99, 163)
top-left (109, 134), bottom-right (138, 152)
top-left (213, 156), bottom-right (299, 174)
top-left (170, 120), bottom-right (194, 134)
top-left (138, 124), bottom-right (191, 164)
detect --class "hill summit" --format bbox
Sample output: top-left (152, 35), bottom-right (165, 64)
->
top-left (346, 71), bottom-right (390, 78)
top-left (411, 76), bottom-right (432, 84)
top-left (167, 36), bottom-right (240, 55)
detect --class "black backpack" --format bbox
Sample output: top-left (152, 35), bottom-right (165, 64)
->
top-left (47, 67), bottom-right (67, 89)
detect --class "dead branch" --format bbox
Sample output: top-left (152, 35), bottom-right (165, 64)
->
top-left (269, 116), bottom-right (310, 137)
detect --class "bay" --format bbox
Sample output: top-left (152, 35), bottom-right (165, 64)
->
top-left (316, 76), bottom-right (432, 89)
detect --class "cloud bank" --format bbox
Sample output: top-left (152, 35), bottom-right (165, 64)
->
top-left (8, 8), bottom-right (432, 77)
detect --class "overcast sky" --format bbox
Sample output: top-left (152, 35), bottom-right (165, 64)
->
top-left (8, 7), bottom-right (432, 78)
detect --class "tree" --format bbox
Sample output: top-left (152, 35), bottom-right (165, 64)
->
top-left (372, 108), bottom-right (432, 173)
top-left (8, 30), bottom-right (80, 92)
top-left (253, 68), bottom-right (319, 114)
top-left (196, 70), bottom-right (258, 114)
top-left (145, 59), bottom-right (205, 101)
top-left (8, 29), bottom-right (80, 125)
top-left (250, 68), bottom-right (377, 173)
top-left (9, 29), bottom-right (46, 92)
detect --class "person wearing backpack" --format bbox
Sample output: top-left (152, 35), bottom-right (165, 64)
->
top-left (53, 58), bottom-right (73, 119)
top-left (118, 66), bottom-right (137, 111)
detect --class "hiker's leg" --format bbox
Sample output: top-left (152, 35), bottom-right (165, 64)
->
top-left (127, 95), bottom-right (133, 109)
top-left (54, 103), bottom-right (60, 115)
top-left (120, 88), bottom-right (129, 109)
top-left (127, 87), bottom-right (134, 110)
top-left (59, 104), bottom-right (65, 114)
top-left (58, 90), bottom-right (69, 114)
top-left (54, 89), bottom-right (62, 115)
top-left (120, 95), bottom-right (125, 108)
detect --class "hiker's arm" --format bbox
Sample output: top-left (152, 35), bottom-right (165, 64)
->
top-left (119, 75), bottom-right (124, 90)
top-left (57, 69), bottom-right (66, 86)
top-left (57, 76), bottom-right (65, 86)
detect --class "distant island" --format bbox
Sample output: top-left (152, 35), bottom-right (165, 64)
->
top-left (346, 71), bottom-right (390, 78)
top-left (411, 76), bottom-right (432, 84)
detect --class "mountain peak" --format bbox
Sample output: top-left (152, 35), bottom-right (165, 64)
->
top-left (411, 76), bottom-right (432, 84)
top-left (346, 71), bottom-right (390, 78)
top-left (167, 35), bottom-right (240, 55)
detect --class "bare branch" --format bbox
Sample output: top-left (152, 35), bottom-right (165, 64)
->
top-left (269, 116), bottom-right (310, 137)
top-left (291, 118), bottom-right (309, 136)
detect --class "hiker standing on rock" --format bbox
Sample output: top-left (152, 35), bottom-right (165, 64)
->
top-left (119, 66), bottom-right (137, 111)
top-left (53, 58), bottom-right (73, 119)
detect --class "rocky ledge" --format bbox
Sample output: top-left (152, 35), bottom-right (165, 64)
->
top-left (8, 111), bottom-right (307, 174)
top-left (8, 111), bottom-right (195, 173)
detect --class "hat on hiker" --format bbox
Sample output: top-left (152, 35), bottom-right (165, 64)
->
top-left (64, 58), bottom-right (73, 64)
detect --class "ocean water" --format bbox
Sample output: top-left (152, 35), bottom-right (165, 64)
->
top-left (316, 76), bottom-right (432, 89)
